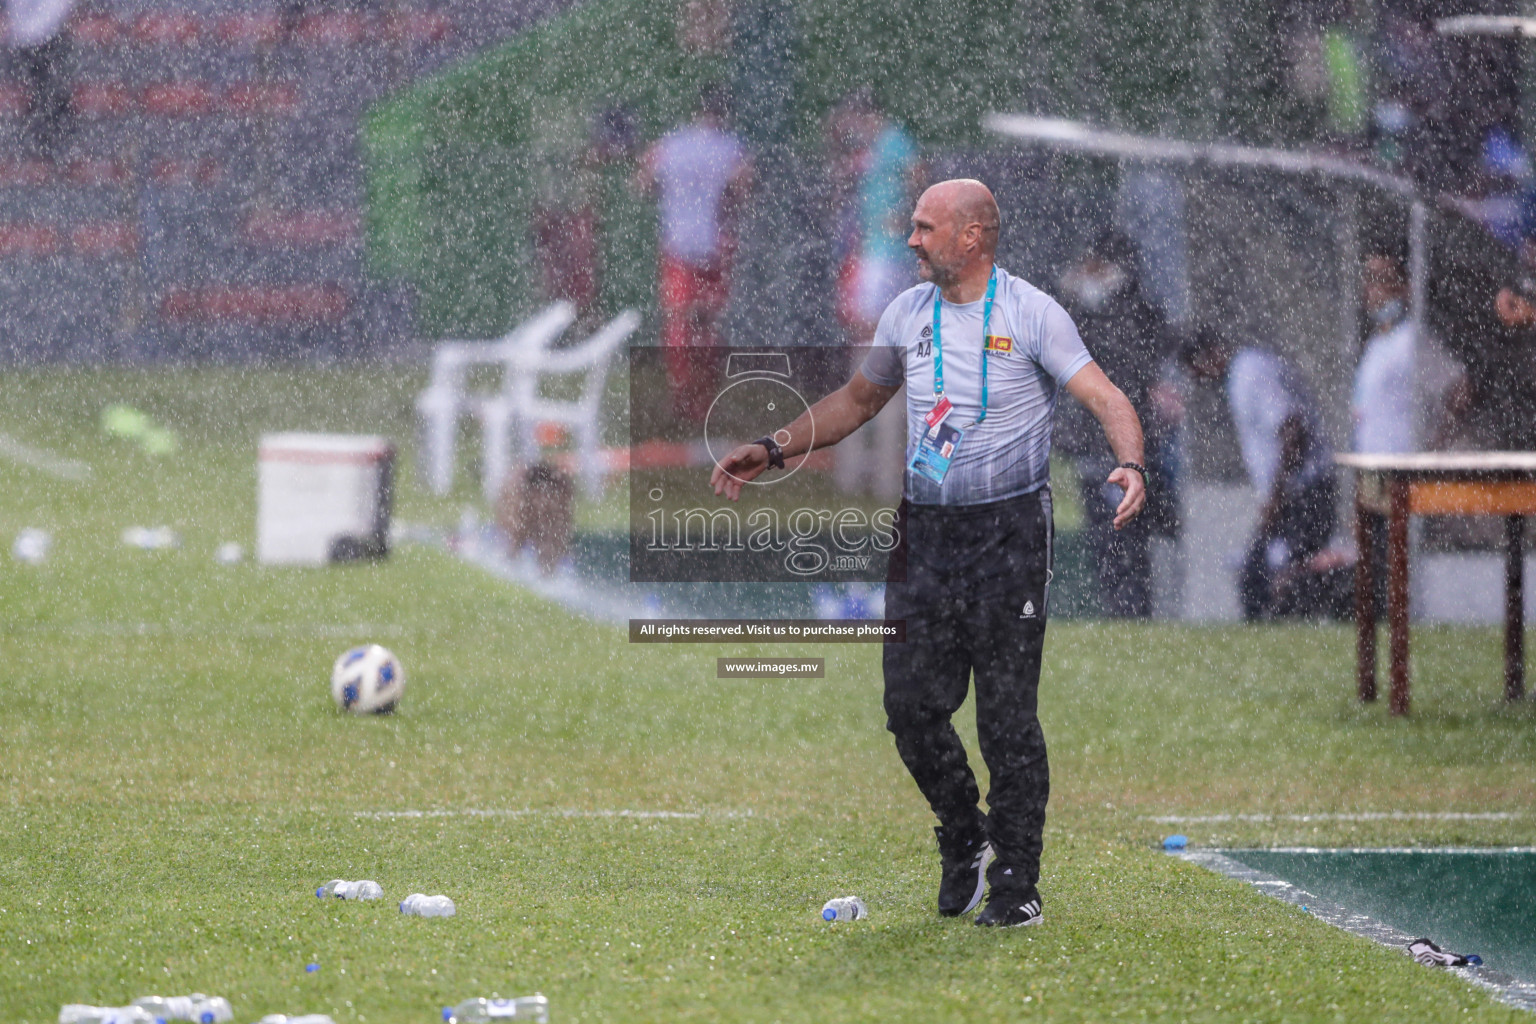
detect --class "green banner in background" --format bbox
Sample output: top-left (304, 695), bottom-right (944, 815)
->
top-left (361, 0), bottom-right (1240, 340)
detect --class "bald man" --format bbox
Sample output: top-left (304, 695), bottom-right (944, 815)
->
top-left (712, 179), bottom-right (1146, 927)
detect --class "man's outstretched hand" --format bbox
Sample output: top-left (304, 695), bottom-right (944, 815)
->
top-left (710, 443), bottom-right (770, 501)
top-left (1107, 465), bottom-right (1146, 530)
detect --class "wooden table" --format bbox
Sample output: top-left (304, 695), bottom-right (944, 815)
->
top-left (1337, 452), bottom-right (1536, 715)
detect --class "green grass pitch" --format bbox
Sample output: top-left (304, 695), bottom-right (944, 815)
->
top-left (2, 367), bottom-right (1534, 1023)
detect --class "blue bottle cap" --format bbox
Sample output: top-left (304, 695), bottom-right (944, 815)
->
top-left (200, 1013), bottom-right (214, 1024)
top-left (822, 907), bottom-right (837, 921)
top-left (306, 962), bottom-right (320, 973)
top-left (442, 1009), bottom-right (453, 1022)
top-left (1162, 834), bottom-right (1188, 851)
top-left (316, 887), bottom-right (324, 897)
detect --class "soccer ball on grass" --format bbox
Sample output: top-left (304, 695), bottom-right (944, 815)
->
top-left (331, 644), bottom-right (405, 714)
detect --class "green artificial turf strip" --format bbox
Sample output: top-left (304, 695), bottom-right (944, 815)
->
top-left (1, 368), bottom-right (1533, 1023)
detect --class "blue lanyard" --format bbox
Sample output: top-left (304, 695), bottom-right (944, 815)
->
top-left (931, 266), bottom-right (998, 424)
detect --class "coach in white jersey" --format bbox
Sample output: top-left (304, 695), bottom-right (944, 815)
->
top-left (711, 179), bottom-right (1146, 927)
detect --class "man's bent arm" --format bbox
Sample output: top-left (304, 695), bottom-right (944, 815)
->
top-left (1063, 361), bottom-right (1147, 528)
top-left (777, 370), bottom-right (900, 460)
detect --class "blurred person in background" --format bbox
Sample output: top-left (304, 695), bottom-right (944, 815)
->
top-left (634, 83), bottom-right (752, 423)
top-left (6, 0), bottom-right (75, 161)
top-left (828, 91), bottom-right (925, 344)
top-left (1480, 237), bottom-right (1536, 450)
top-left (1352, 250), bottom-right (1467, 609)
top-left (826, 90), bottom-right (925, 497)
top-left (1055, 229), bottom-right (1178, 618)
top-left (529, 108), bottom-right (603, 322)
top-left (1353, 251), bottom-right (1466, 456)
top-left (1385, 6), bottom-right (1521, 197)
top-left (1181, 328), bottom-right (1336, 621)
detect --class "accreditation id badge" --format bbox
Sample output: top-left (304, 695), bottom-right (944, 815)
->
top-left (909, 397), bottom-right (963, 484)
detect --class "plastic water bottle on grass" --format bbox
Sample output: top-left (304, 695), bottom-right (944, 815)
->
top-left (441, 995), bottom-right (548, 1023)
top-left (131, 995), bottom-right (231, 1024)
top-left (13, 528), bottom-right (50, 564)
top-left (60, 1007), bottom-right (158, 1024)
top-left (399, 893), bottom-right (456, 917)
top-left (316, 879), bottom-right (383, 900)
top-left (821, 896), bottom-right (867, 922)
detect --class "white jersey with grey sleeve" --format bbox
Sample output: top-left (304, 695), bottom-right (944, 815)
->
top-left (859, 267), bottom-right (1094, 506)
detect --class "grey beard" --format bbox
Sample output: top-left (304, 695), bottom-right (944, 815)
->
top-left (924, 261), bottom-right (959, 289)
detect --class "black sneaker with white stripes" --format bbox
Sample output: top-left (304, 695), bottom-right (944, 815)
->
top-left (935, 826), bottom-right (993, 917)
top-left (974, 887), bottom-right (1044, 928)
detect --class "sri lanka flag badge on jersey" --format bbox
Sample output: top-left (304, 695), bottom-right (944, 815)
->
top-left (984, 334), bottom-right (1013, 354)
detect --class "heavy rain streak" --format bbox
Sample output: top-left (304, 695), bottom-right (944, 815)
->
top-left (3, 0), bottom-right (1536, 1022)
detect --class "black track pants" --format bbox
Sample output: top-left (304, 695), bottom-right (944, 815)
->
top-left (883, 490), bottom-right (1052, 892)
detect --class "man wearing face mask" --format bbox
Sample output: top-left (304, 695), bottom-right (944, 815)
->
top-left (1352, 253), bottom-right (1465, 456)
top-left (1055, 230), bottom-right (1176, 618)
top-left (1352, 252), bottom-right (1468, 611)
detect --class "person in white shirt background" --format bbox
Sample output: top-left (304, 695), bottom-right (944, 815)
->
top-left (634, 83), bottom-right (753, 423)
top-left (1351, 251), bottom-right (1468, 607)
top-left (1352, 252), bottom-right (1466, 457)
top-left (1181, 327), bottom-right (1336, 620)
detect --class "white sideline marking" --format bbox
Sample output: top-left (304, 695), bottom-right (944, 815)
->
top-left (1233, 845), bottom-right (1536, 855)
top-left (1146, 811), bottom-right (1523, 824)
top-left (356, 808), bottom-right (754, 821)
top-left (3, 622), bottom-right (407, 638)
top-left (0, 433), bottom-right (90, 480)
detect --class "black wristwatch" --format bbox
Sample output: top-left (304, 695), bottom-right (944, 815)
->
top-left (753, 435), bottom-right (786, 470)
top-left (1120, 461), bottom-right (1149, 488)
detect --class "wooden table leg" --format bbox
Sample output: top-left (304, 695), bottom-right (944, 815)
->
top-left (1506, 515), bottom-right (1525, 701)
top-left (1355, 492), bottom-right (1377, 702)
top-left (1388, 479), bottom-right (1411, 716)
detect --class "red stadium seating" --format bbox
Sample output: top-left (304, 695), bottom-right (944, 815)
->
top-left (0, 223), bottom-right (61, 257)
top-left (5, 4), bottom-right (492, 355)
top-left (131, 12), bottom-right (202, 46)
top-left (71, 221), bottom-right (139, 258)
top-left (294, 12), bottom-right (369, 46)
top-left (0, 160), bottom-right (55, 185)
top-left (222, 83), bottom-right (299, 117)
top-left (384, 11), bottom-right (454, 44)
top-left (244, 210), bottom-right (359, 247)
top-left (72, 83), bottom-right (134, 118)
top-left (65, 158), bottom-right (130, 186)
top-left (0, 84), bottom-right (26, 117)
top-left (160, 284), bottom-right (350, 323)
top-left (72, 14), bottom-right (122, 45)
top-left (142, 82), bottom-right (216, 117)
top-left (215, 12), bottom-right (282, 47)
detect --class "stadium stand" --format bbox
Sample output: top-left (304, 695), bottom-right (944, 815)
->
top-left (0, 0), bottom-right (571, 362)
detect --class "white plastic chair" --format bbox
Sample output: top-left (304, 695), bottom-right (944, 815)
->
top-left (478, 309), bottom-right (641, 501)
top-left (414, 302), bottom-right (576, 495)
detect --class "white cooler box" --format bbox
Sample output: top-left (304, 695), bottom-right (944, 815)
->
top-left (258, 433), bottom-right (395, 565)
